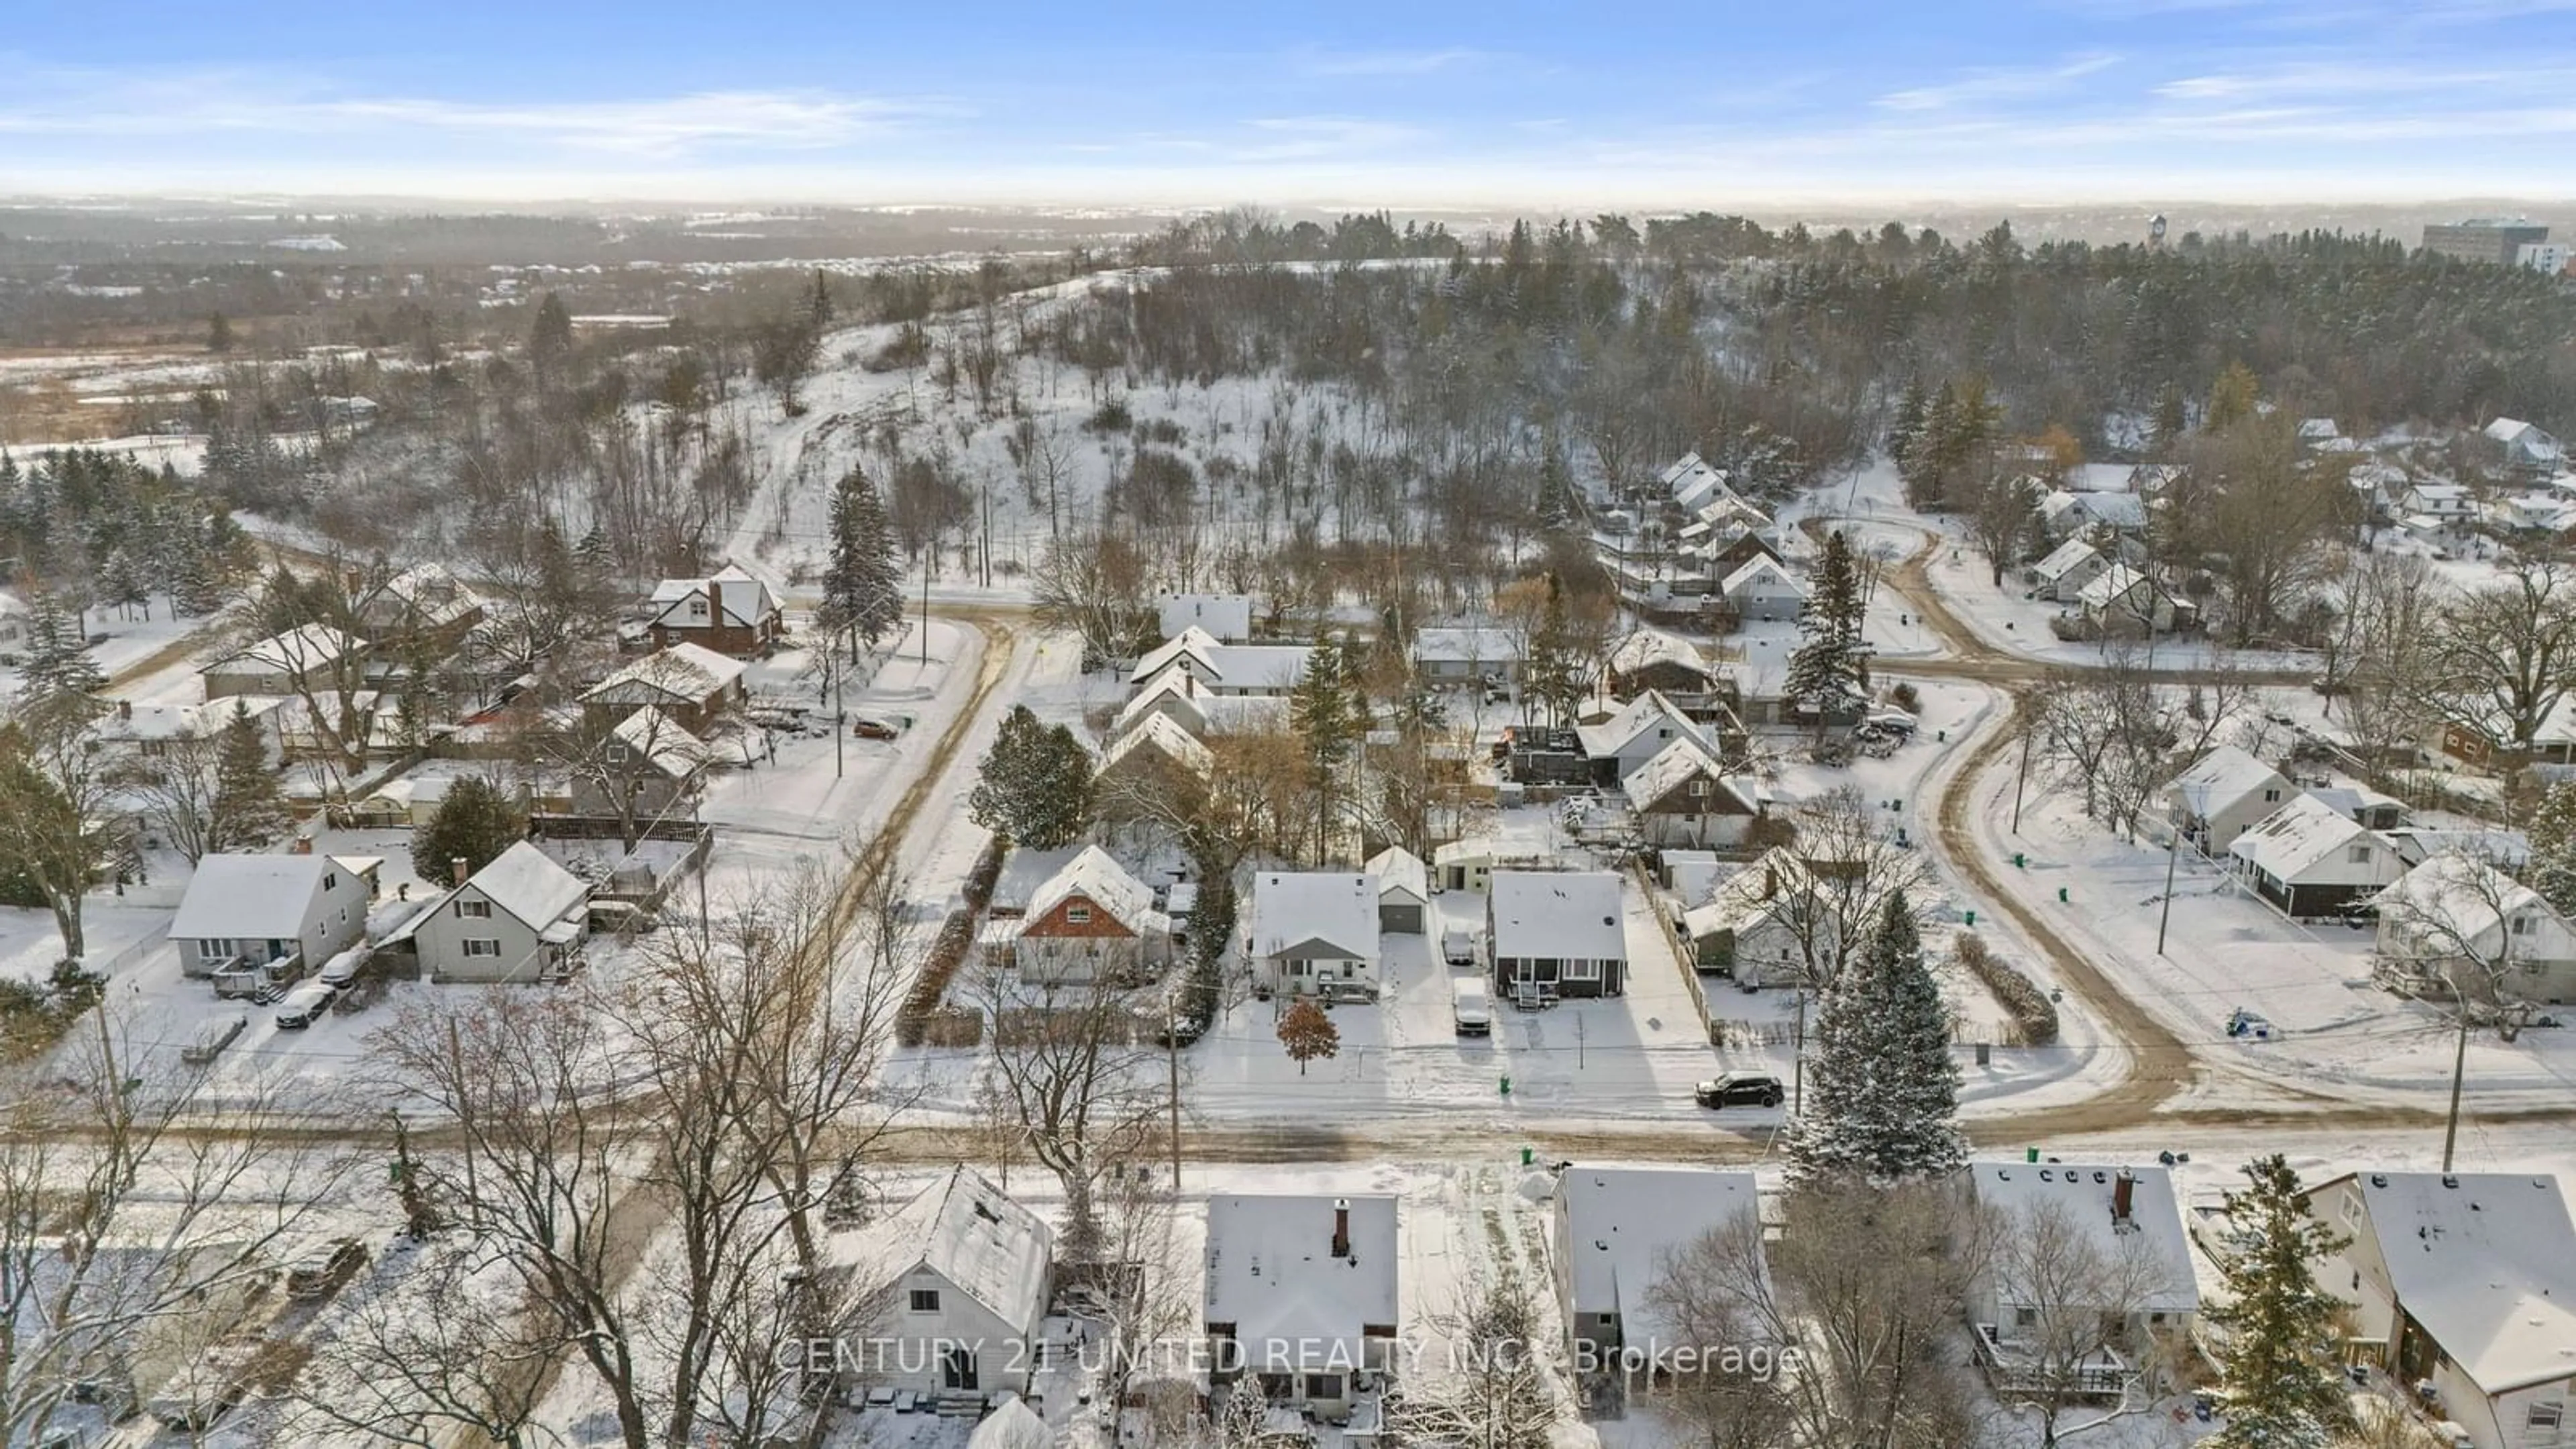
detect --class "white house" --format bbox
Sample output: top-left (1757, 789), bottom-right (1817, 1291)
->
top-left (1683, 847), bottom-right (1833, 987)
top-left (831, 1167), bottom-right (1053, 1399)
top-left (1130, 627), bottom-right (1313, 698)
top-left (2074, 564), bottom-right (2176, 637)
top-left (2307, 1170), bottom-right (2576, 1449)
top-left (1156, 592), bottom-right (1256, 644)
top-left (2028, 537), bottom-right (2111, 603)
top-left (2375, 853), bottom-right (2576, 1006)
top-left (200, 624), bottom-right (367, 700)
top-left (1574, 691), bottom-right (1714, 785)
top-left (1489, 871), bottom-right (1627, 1001)
top-left (170, 853), bottom-right (376, 979)
top-left (1961, 1162), bottom-right (2198, 1387)
top-left (1552, 1166), bottom-right (1761, 1373)
top-left (1205, 1193), bottom-right (1399, 1421)
top-left (1409, 626), bottom-right (1521, 685)
top-left (1008, 845), bottom-right (1168, 987)
top-left (1718, 557), bottom-right (1807, 624)
top-left (2164, 745), bottom-right (2292, 853)
top-left (579, 643), bottom-right (749, 735)
top-left (2488, 418), bottom-right (2566, 474)
top-left (1096, 711), bottom-right (1215, 802)
top-left (2404, 482), bottom-right (2475, 520)
top-left (1248, 872), bottom-right (1382, 998)
top-left (2229, 793), bottom-right (2402, 920)
top-left (1360, 847), bottom-right (1429, 934)
top-left (399, 841), bottom-right (590, 985)
top-left (2041, 490), bottom-right (2147, 540)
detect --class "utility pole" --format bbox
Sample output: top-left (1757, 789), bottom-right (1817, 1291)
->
top-left (2012, 714), bottom-right (2035, 834)
top-left (831, 647), bottom-right (845, 780)
top-left (1167, 1016), bottom-right (1183, 1190)
top-left (920, 546), bottom-right (932, 669)
top-left (1790, 990), bottom-right (1808, 1115)
top-left (2157, 820), bottom-right (2182, 955)
top-left (2443, 996), bottom-right (2471, 1173)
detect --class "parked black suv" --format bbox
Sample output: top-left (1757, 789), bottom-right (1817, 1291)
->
top-left (1695, 1072), bottom-right (1786, 1110)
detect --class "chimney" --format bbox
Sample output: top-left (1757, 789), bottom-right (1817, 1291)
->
top-left (1331, 1199), bottom-right (1351, 1260)
top-left (116, 698), bottom-right (131, 721)
top-left (290, 835), bottom-right (313, 856)
top-left (708, 575), bottom-right (723, 635)
top-left (2112, 1169), bottom-right (2135, 1226)
top-left (452, 857), bottom-right (470, 887)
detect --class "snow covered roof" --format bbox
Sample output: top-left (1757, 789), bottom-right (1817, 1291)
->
top-left (1156, 593), bottom-right (1254, 643)
top-left (169, 854), bottom-right (339, 942)
top-left (1684, 848), bottom-right (1815, 938)
top-left (2385, 827), bottom-right (2531, 870)
top-left (1607, 627), bottom-right (1709, 680)
top-left (1575, 690), bottom-right (1708, 763)
top-left (1024, 845), bottom-right (1161, 933)
top-left (2326, 1171), bottom-right (2576, 1395)
top-left (2165, 745), bottom-right (2286, 817)
top-left (2487, 418), bottom-right (2561, 452)
top-left (610, 704), bottom-right (708, 779)
top-left (1129, 627), bottom-right (1312, 692)
top-left (967, 1397), bottom-right (1049, 1449)
top-left (870, 1167), bottom-right (1053, 1334)
top-left (211, 623), bottom-right (365, 676)
top-left (1362, 847), bottom-right (1428, 904)
top-left (2407, 482), bottom-right (2469, 502)
top-left (456, 841), bottom-right (590, 934)
top-left (2076, 562), bottom-right (2155, 611)
top-left (2065, 462), bottom-right (2138, 493)
top-left (1625, 735), bottom-right (1748, 812)
top-left (648, 564), bottom-right (778, 628)
top-left (2373, 852), bottom-right (2551, 951)
top-left (1560, 1167), bottom-right (1760, 1348)
top-left (1719, 555), bottom-right (1806, 600)
top-left (2306, 784), bottom-right (2402, 822)
top-left (2030, 536), bottom-right (2103, 584)
top-left (2227, 794), bottom-right (2381, 880)
top-left (1490, 871), bottom-right (1625, 962)
top-left (93, 696), bottom-right (286, 745)
top-left (1112, 669), bottom-right (1210, 739)
top-left (1966, 1162), bottom-right (2198, 1316)
top-left (2047, 491), bottom-right (2148, 530)
top-left (1102, 710), bottom-right (1214, 780)
top-left (364, 562), bottom-right (485, 630)
top-left (580, 643), bottom-right (746, 706)
top-left (1249, 873), bottom-right (1380, 961)
top-left (1410, 625), bottom-right (1521, 665)
top-left (991, 845), bottom-right (1083, 916)
top-left (2298, 417), bottom-right (2342, 441)
top-left (1204, 1193), bottom-right (1398, 1356)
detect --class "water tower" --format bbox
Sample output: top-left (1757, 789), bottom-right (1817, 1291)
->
top-left (2149, 213), bottom-right (2169, 250)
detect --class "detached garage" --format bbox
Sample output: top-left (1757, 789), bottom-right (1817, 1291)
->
top-left (1364, 847), bottom-right (1430, 934)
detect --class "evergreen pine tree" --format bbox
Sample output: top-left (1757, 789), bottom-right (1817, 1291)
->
top-left (2206, 362), bottom-right (2261, 433)
top-left (17, 593), bottom-right (102, 701)
top-left (2149, 382), bottom-right (2190, 457)
top-left (2527, 780), bottom-right (2576, 916)
top-left (823, 466), bottom-right (903, 655)
top-left (1887, 379), bottom-right (1928, 474)
top-left (528, 292), bottom-right (575, 386)
top-left (1783, 531), bottom-right (1871, 725)
top-left (410, 775), bottom-right (527, 884)
top-left (209, 702), bottom-right (290, 853)
top-left (2205, 1157), bottom-right (2352, 1449)
top-left (206, 312), bottom-right (233, 354)
top-left (1289, 635), bottom-right (1359, 863)
top-left (1785, 894), bottom-right (1966, 1185)
top-left (574, 524), bottom-right (614, 580)
top-left (967, 706), bottom-right (1092, 849)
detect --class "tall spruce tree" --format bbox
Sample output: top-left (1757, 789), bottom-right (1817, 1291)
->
top-left (2526, 779), bottom-right (2576, 917)
top-left (2205, 1157), bottom-right (2352, 1449)
top-left (1289, 635), bottom-right (1360, 863)
top-left (967, 705), bottom-right (1092, 849)
top-left (17, 593), bottom-right (102, 701)
top-left (410, 775), bottom-right (527, 884)
top-left (209, 702), bottom-right (290, 853)
top-left (1785, 893), bottom-right (1966, 1185)
top-left (528, 292), bottom-right (575, 387)
top-left (1783, 530), bottom-right (1871, 727)
top-left (822, 466), bottom-right (903, 657)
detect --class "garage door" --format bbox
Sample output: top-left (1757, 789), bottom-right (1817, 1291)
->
top-left (1380, 903), bottom-right (1424, 935)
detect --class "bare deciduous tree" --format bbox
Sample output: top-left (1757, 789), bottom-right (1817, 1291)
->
top-left (1980, 1193), bottom-right (2186, 1446)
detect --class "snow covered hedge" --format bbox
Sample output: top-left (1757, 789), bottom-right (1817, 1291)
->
top-left (1952, 932), bottom-right (2058, 1046)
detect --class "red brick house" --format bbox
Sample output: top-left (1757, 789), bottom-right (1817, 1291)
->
top-left (1010, 847), bottom-right (1168, 986)
top-left (645, 564), bottom-right (783, 658)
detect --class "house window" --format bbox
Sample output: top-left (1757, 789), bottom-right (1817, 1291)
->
top-left (939, 1343), bottom-right (978, 1391)
top-left (1688, 779), bottom-right (1711, 797)
top-left (1566, 959), bottom-right (1601, 981)
top-left (458, 899), bottom-right (492, 919)
top-left (910, 1288), bottom-right (941, 1313)
top-left (1067, 906), bottom-right (1092, 924)
top-left (2015, 1307), bottom-right (2038, 1328)
top-left (2512, 915), bottom-right (2533, 936)
top-left (2530, 1402), bottom-right (2563, 1431)
top-left (462, 939), bottom-right (501, 958)
top-left (2341, 1193), bottom-right (2361, 1227)
top-left (2263, 788), bottom-right (2282, 803)
top-left (2347, 844), bottom-right (2373, 865)
top-left (688, 599), bottom-right (709, 619)
top-left (1305, 1373), bottom-right (1344, 1402)
top-left (323, 872), bottom-right (337, 891)
top-left (196, 938), bottom-right (237, 963)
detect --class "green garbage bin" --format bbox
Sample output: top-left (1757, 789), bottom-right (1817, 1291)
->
top-left (2057, 886), bottom-right (2070, 904)
top-left (1964, 909), bottom-right (1976, 926)
top-left (1499, 1075), bottom-right (1512, 1098)
top-left (1521, 1146), bottom-right (1534, 1167)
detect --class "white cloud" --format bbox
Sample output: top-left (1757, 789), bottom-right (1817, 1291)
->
top-left (1287, 48), bottom-right (1497, 77)
top-left (1876, 52), bottom-right (2121, 111)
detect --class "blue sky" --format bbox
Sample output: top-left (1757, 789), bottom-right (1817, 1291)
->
top-left (3, 0), bottom-right (2571, 203)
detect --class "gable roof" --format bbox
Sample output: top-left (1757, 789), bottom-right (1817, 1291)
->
top-left (2228, 794), bottom-right (2379, 879)
top-left (1111, 669), bottom-right (1211, 740)
top-left (2374, 851), bottom-right (2556, 954)
top-left (2324, 1170), bottom-right (2576, 1395)
top-left (609, 704), bottom-right (709, 779)
top-left (580, 642), bottom-right (746, 706)
top-left (2165, 745), bottom-right (2287, 817)
top-left (1250, 873), bottom-right (1380, 961)
top-left (1684, 847), bottom-right (1819, 940)
top-left (1966, 1162), bottom-right (2198, 1315)
top-left (2031, 536), bottom-right (2104, 583)
top-left (210, 623), bottom-right (365, 677)
top-left (1490, 871), bottom-right (1625, 962)
top-left (1575, 690), bottom-right (1709, 763)
top-left (1625, 736), bottom-right (1752, 814)
top-left (873, 1166), bottom-right (1053, 1333)
top-left (1204, 1193), bottom-right (1399, 1352)
top-left (648, 564), bottom-right (779, 629)
top-left (2076, 561), bottom-right (2157, 611)
top-left (1156, 592), bottom-right (1254, 643)
top-left (1024, 845), bottom-right (1161, 933)
top-left (1130, 628), bottom-right (1313, 692)
top-left (1102, 710), bottom-right (1214, 780)
top-left (169, 855), bottom-right (337, 942)
top-left (1560, 1167), bottom-right (1761, 1348)
top-left (1361, 847), bottom-right (1428, 904)
top-left (1719, 556), bottom-right (1806, 599)
top-left (1607, 627), bottom-right (1710, 681)
top-left (458, 841), bottom-right (590, 935)
top-left (364, 562), bottom-right (485, 630)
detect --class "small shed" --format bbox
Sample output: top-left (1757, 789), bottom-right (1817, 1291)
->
top-left (1362, 847), bottom-right (1429, 934)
